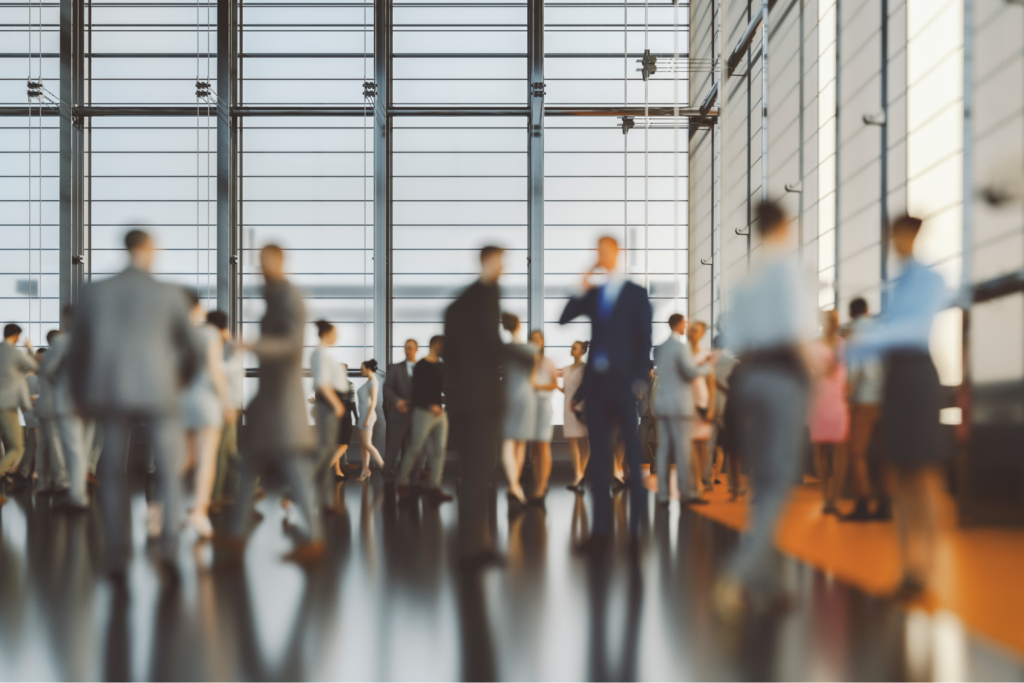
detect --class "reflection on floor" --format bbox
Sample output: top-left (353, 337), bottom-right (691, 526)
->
top-left (1, 466), bottom-right (1022, 681)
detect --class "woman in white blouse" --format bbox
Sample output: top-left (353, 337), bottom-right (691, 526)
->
top-left (311, 321), bottom-right (351, 508)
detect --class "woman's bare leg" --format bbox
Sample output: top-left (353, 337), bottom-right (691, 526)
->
top-left (357, 430), bottom-right (381, 481)
top-left (502, 440), bottom-right (526, 503)
top-left (567, 438), bottom-right (583, 485)
top-left (531, 441), bottom-right (552, 498)
top-left (692, 440), bottom-right (709, 494)
top-left (330, 444), bottom-right (349, 477)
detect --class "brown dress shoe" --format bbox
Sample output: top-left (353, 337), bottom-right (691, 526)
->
top-left (424, 488), bottom-right (453, 505)
top-left (283, 541), bottom-right (326, 566)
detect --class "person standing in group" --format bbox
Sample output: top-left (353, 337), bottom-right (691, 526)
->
top-left (396, 335), bottom-right (453, 505)
top-left (69, 230), bottom-right (198, 579)
top-left (559, 340), bottom-right (590, 493)
top-left (848, 215), bottom-right (952, 599)
top-left (710, 343), bottom-right (743, 500)
top-left (180, 303), bottom-right (235, 538)
top-left (500, 314), bottom-right (538, 508)
top-left (636, 362), bottom-right (658, 473)
top-left (224, 244), bottom-right (323, 564)
top-left (211, 311), bottom-right (244, 510)
top-left (33, 336), bottom-right (66, 497)
top-left (383, 339), bottom-right (422, 485)
top-left (688, 321), bottom-right (716, 493)
top-left (715, 201), bottom-right (815, 616)
top-left (842, 297), bottom-right (888, 522)
top-left (0, 324), bottom-right (38, 497)
top-left (559, 236), bottom-right (653, 550)
top-left (652, 313), bottom-right (714, 506)
top-left (355, 360), bottom-right (385, 483)
top-left (444, 246), bottom-right (507, 570)
top-left (310, 320), bottom-right (351, 511)
top-left (808, 309), bottom-right (850, 516)
top-left (528, 329), bottom-right (557, 502)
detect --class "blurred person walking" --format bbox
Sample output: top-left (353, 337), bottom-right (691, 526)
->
top-left (636, 362), bottom-right (658, 472)
top-left (848, 215), bottom-right (951, 599)
top-left (0, 324), bottom-right (38, 497)
top-left (653, 313), bottom-right (714, 506)
top-left (211, 312), bottom-right (244, 509)
top-left (13, 349), bottom-right (42, 484)
top-left (69, 229), bottom-right (198, 579)
top-left (33, 339), bottom-right (66, 497)
top-left (807, 309), bottom-right (850, 516)
top-left (559, 341), bottom-right (590, 493)
top-left (710, 344), bottom-right (744, 500)
top-left (688, 321), bottom-right (716, 492)
top-left (383, 339), bottom-right (422, 484)
top-left (224, 245), bottom-right (323, 564)
top-left (444, 246), bottom-right (507, 569)
top-left (310, 320), bottom-right (351, 510)
top-left (559, 236), bottom-right (653, 550)
top-left (355, 360), bottom-right (385, 482)
top-left (715, 201), bottom-right (814, 615)
top-left (500, 314), bottom-right (538, 507)
top-left (396, 335), bottom-right (452, 505)
top-left (528, 329), bottom-right (557, 502)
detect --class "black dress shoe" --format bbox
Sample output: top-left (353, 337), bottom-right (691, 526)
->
top-left (573, 535), bottom-right (609, 559)
top-left (459, 550), bottom-right (505, 573)
top-left (682, 497), bottom-right (709, 506)
top-left (872, 498), bottom-right (893, 521)
top-left (53, 500), bottom-right (90, 514)
top-left (841, 499), bottom-right (874, 522)
top-left (527, 496), bottom-right (546, 509)
top-left (892, 575), bottom-right (926, 601)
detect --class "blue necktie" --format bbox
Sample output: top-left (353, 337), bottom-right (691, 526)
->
top-left (598, 283), bottom-right (615, 321)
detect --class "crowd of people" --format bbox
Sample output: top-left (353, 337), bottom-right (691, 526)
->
top-left (0, 201), bottom-right (951, 613)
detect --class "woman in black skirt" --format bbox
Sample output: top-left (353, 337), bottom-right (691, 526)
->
top-left (849, 215), bottom-right (952, 599)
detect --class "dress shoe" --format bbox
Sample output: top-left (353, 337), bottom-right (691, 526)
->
top-left (682, 497), bottom-right (709, 506)
top-left (841, 499), bottom-right (874, 522)
top-left (86, 473), bottom-right (99, 486)
top-left (396, 484), bottom-right (414, 506)
top-left (527, 496), bottom-right (546, 509)
top-left (423, 488), bottom-right (453, 505)
top-left (872, 498), bottom-right (893, 521)
top-left (212, 535), bottom-right (246, 566)
top-left (822, 504), bottom-right (839, 516)
top-left (566, 481), bottom-right (586, 493)
top-left (459, 550), bottom-right (505, 573)
top-left (573, 535), bottom-right (609, 559)
top-left (54, 500), bottom-right (90, 514)
top-left (341, 462), bottom-right (361, 474)
top-left (283, 540), bottom-right (325, 566)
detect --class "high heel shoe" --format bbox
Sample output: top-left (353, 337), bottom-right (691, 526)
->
top-left (357, 470), bottom-right (371, 483)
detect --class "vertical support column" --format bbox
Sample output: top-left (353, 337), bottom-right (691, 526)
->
top-left (527, 0), bottom-right (545, 331)
top-left (880, 0), bottom-right (889, 310)
top-left (961, 0), bottom-right (973, 294)
top-left (217, 0), bottom-right (237, 327)
top-left (834, 0), bottom-right (841, 309)
top-left (59, 0), bottom-right (84, 319)
top-left (760, 0), bottom-right (768, 204)
top-left (373, 0), bottom-right (391, 366)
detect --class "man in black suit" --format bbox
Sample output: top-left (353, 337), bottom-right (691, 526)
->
top-left (560, 236), bottom-right (653, 546)
top-left (444, 246), bottom-right (506, 569)
top-left (383, 338), bottom-right (421, 484)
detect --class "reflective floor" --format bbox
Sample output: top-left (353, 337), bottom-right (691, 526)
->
top-left (1, 464), bottom-right (1022, 682)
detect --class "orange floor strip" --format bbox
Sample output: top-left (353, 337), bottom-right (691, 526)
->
top-left (646, 473), bottom-right (1024, 658)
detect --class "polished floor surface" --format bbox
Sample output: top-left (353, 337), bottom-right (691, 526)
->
top-left (1, 464), bottom-right (1022, 681)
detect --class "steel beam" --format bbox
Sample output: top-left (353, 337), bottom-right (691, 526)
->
top-left (0, 105), bottom-right (707, 118)
top-left (527, 0), bottom-right (545, 332)
top-left (373, 0), bottom-right (391, 366)
top-left (217, 0), bottom-right (238, 328)
top-left (726, 0), bottom-right (777, 76)
top-left (59, 0), bottom-right (85, 321)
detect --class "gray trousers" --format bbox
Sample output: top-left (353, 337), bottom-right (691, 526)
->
top-left (725, 366), bottom-right (806, 595)
top-left (313, 401), bottom-right (340, 509)
top-left (229, 447), bottom-right (323, 543)
top-left (0, 408), bottom-right (25, 475)
top-left (655, 417), bottom-right (694, 502)
top-left (37, 418), bottom-right (69, 492)
top-left (396, 407), bottom-right (448, 489)
top-left (383, 411), bottom-right (423, 481)
top-left (57, 413), bottom-right (90, 506)
top-left (99, 414), bottom-right (183, 571)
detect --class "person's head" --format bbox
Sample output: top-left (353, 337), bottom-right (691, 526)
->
top-left (891, 214), bottom-right (922, 259)
top-left (315, 319), bottom-right (337, 346)
top-left (185, 289), bottom-right (202, 322)
top-left (570, 340), bottom-right (589, 361)
top-left (4, 323), bottom-right (22, 343)
top-left (35, 348), bottom-right (46, 362)
top-left (501, 312), bottom-right (520, 336)
top-left (849, 297), bottom-right (869, 320)
top-left (403, 338), bottom-right (419, 362)
top-left (428, 335), bottom-right (444, 357)
top-left (597, 236), bottom-right (620, 272)
top-left (125, 229), bottom-right (154, 272)
top-left (668, 313), bottom-right (686, 336)
top-left (529, 329), bottom-right (544, 352)
top-left (688, 320), bottom-right (707, 345)
top-left (361, 359), bottom-right (378, 377)
top-left (260, 244), bottom-right (285, 282)
top-left (46, 329), bottom-right (60, 345)
top-left (207, 310), bottom-right (230, 341)
top-left (61, 305), bottom-right (74, 330)
top-left (480, 246), bottom-right (505, 284)
top-left (755, 200), bottom-right (789, 244)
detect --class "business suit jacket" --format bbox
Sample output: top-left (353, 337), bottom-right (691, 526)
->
top-left (383, 362), bottom-right (413, 423)
top-left (41, 333), bottom-right (76, 416)
top-left (243, 279), bottom-right (315, 453)
top-left (559, 280), bottom-right (653, 397)
top-left (443, 280), bottom-right (505, 417)
top-left (70, 266), bottom-right (198, 416)
top-left (652, 336), bottom-right (711, 418)
top-left (0, 342), bottom-right (38, 410)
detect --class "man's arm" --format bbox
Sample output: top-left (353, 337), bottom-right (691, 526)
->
top-left (559, 292), bottom-right (592, 325)
top-left (382, 367), bottom-right (400, 408)
top-left (40, 335), bottom-right (67, 381)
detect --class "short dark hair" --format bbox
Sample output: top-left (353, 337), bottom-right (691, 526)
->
top-left (314, 319), bottom-right (334, 338)
top-left (362, 359), bottom-right (379, 373)
top-left (207, 310), bottom-right (228, 330)
top-left (36, 348), bottom-right (46, 357)
top-left (667, 313), bottom-right (684, 330)
top-left (501, 312), bottom-right (519, 333)
top-left (46, 329), bottom-right (60, 345)
top-left (480, 246), bottom-right (504, 263)
top-left (429, 335), bottom-right (444, 348)
top-left (892, 214), bottom-right (923, 235)
top-left (755, 200), bottom-right (787, 236)
top-left (124, 229), bottom-right (151, 251)
top-left (849, 297), bottom-right (869, 319)
top-left (184, 288), bottom-right (200, 307)
top-left (405, 338), bottom-right (419, 347)
top-left (4, 323), bottom-right (22, 339)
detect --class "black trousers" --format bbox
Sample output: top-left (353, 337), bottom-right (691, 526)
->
top-left (452, 411), bottom-right (501, 557)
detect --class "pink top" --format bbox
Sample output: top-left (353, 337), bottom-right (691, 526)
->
top-left (807, 338), bottom-right (849, 444)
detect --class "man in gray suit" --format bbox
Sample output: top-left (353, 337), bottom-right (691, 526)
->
top-left (0, 323), bottom-right (38, 495)
top-left (70, 229), bottom-right (198, 578)
top-left (382, 338), bottom-right (425, 483)
top-left (652, 313), bottom-right (714, 506)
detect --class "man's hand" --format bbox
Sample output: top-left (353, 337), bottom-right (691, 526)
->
top-left (582, 268), bottom-right (598, 292)
top-left (334, 403), bottom-right (346, 418)
top-left (430, 404), bottom-right (442, 417)
top-left (22, 338), bottom-right (32, 350)
top-left (396, 399), bottom-right (409, 414)
top-left (631, 380), bottom-right (647, 398)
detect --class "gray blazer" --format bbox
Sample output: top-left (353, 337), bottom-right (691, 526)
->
top-left (70, 266), bottom-right (199, 416)
top-left (383, 361), bottom-right (413, 423)
top-left (0, 341), bottom-right (38, 410)
top-left (41, 333), bottom-right (75, 416)
top-left (652, 336), bottom-right (711, 418)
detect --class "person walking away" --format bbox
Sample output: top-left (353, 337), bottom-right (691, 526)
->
top-left (847, 214), bottom-right (952, 599)
top-left (500, 314), bottom-right (538, 508)
top-left (69, 229), bottom-right (199, 579)
top-left (636, 362), bottom-right (658, 473)
top-left (652, 314), bottom-right (714, 506)
top-left (355, 360), bottom-right (385, 482)
top-left (0, 324), bottom-right (38, 500)
top-left (842, 297), bottom-right (887, 521)
top-left (443, 246), bottom-right (507, 570)
top-left (559, 341), bottom-right (590, 493)
top-left (807, 309), bottom-right (850, 516)
top-left (528, 329), bottom-right (557, 502)
top-left (714, 201), bottom-right (815, 617)
top-left (688, 321), bottom-right (717, 492)
top-left (383, 339), bottom-right (422, 484)
top-left (396, 335), bottom-right (453, 505)
top-left (310, 320), bottom-right (350, 504)
top-left (559, 236), bottom-right (653, 551)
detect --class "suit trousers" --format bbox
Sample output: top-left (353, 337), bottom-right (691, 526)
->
top-left (585, 377), bottom-right (647, 537)
top-left (453, 411), bottom-right (501, 557)
top-left (99, 414), bottom-right (183, 572)
top-left (655, 417), bottom-right (693, 501)
top-left (36, 417), bottom-right (68, 492)
top-left (57, 413), bottom-right (90, 506)
top-left (0, 408), bottom-right (25, 475)
top-left (637, 417), bottom-right (658, 465)
top-left (229, 447), bottom-right (323, 543)
top-left (313, 401), bottom-right (340, 509)
top-left (384, 412), bottom-right (423, 481)
top-left (17, 426), bottom-right (39, 478)
top-left (724, 366), bottom-right (806, 595)
top-left (397, 408), bottom-right (448, 489)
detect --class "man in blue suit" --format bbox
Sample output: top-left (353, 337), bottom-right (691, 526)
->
top-left (560, 236), bottom-right (653, 549)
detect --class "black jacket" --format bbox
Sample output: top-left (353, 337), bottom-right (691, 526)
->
top-left (443, 280), bottom-right (505, 416)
